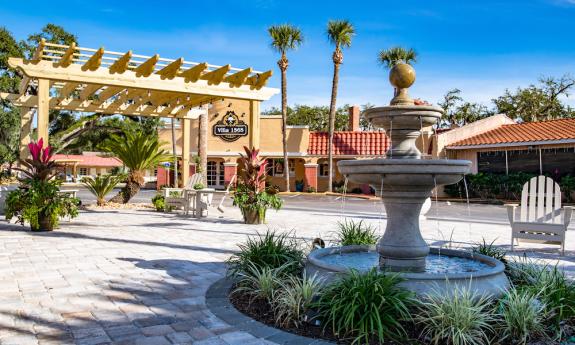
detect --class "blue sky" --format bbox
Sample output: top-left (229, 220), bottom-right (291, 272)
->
top-left (1, 0), bottom-right (575, 110)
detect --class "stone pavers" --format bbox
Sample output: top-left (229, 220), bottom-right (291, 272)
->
top-left (0, 198), bottom-right (574, 344)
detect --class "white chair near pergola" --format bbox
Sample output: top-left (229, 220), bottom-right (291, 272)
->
top-left (1, 39), bottom-right (278, 186)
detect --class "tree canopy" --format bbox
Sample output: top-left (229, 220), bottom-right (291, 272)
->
top-left (262, 104), bottom-right (351, 131)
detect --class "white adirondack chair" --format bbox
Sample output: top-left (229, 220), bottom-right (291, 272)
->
top-left (506, 176), bottom-right (573, 255)
top-left (163, 173), bottom-right (203, 212)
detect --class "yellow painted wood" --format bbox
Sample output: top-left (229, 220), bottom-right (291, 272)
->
top-left (78, 84), bottom-right (102, 100)
top-left (82, 47), bottom-right (105, 71)
top-left (58, 42), bottom-right (77, 68)
top-left (109, 51), bottom-right (132, 74)
top-left (247, 70), bottom-right (273, 89)
top-left (9, 58), bottom-right (278, 101)
top-left (225, 68), bottom-right (252, 88)
top-left (157, 57), bottom-right (183, 80)
top-left (181, 63), bottom-right (207, 83)
top-left (19, 107), bottom-right (34, 160)
top-left (202, 65), bottom-right (230, 85)
top-left (37, 79), bottom-right (50, 143)
top-left (97, 86), bottom-right (124, 103)
top-left (58, 82), bottom-right (80, 99)
top-left (135, 54), bottom-right (159, 77)
top-left (249, 100), bottom-right (260, 148)
top-left (181, 118), bottom-right (192, 187)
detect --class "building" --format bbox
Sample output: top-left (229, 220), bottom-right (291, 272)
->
top-left (436, 116), bottom-right (575, 178)
top-left (157, 100), bottom-right (438, 192)
top-left (52, 152), bottom-right (153, 182)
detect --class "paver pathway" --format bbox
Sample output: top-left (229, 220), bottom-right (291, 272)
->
top-left (1, 199), bottom-right (574, 344)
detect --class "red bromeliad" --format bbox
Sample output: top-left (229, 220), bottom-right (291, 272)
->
top-left (15, 138), bottom-right (60, 182)
top-left (238, 146), bottom-right (268, 193)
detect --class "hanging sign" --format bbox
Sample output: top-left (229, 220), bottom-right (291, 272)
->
top-left (213, 111), bottom-right (248, 142)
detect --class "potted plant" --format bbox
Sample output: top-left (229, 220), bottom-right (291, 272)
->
top-left (295, 179), bottom-right (305, 192)
top-left (233, 146), bottom-right (282, 224)
top-left (5, 139), bottom-right (79, 231)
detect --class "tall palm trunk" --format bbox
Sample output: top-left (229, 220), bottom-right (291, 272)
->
top-left (279, 54), bottom-right (290, 192)
top-left (109, 172), bottom-right (142, 203)
top-left (199, 105), bottom-right (208, 184)
top-left (328, 48), bottom-right (343, 192)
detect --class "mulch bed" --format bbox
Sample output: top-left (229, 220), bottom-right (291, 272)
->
top-left (229, 287), bottom-right (571, 345)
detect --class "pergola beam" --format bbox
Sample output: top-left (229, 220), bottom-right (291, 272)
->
top-left (181, 62), bottom-right (207, 83)
top-left (58, 82), bottom-right (80, 99)
top-left (97, 86), bottom-right (124, 103)
top-left (157, 57), bottom-right (183, 80)
top-left (226, 68), bottom-right (252, 88)
top-left (9, 58), bottom-right (277, 101)
top-left (109, 51), bottom-right (132, 74)
top-left (82, 47), bottom-right (104, 71)
top-left (202, 64), bottom-right (230, 85)
top-left (78, 84), bottom-right (102, 101)
top-left (135, 54), bottom-right (159, 77)
top-left (57, 42), bottom-right (77, 68)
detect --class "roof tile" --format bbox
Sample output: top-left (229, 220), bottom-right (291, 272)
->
top-left (308, 131), bottom-right (389, 156)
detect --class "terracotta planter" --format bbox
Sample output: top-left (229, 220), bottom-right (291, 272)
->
top-left (241, 207), bottom-right (266, 224)
top-left (31, 214), bottom-right (54, 232)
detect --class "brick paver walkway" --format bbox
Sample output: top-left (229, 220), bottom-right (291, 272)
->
top-left (1, 200), bottom-right (574, 344)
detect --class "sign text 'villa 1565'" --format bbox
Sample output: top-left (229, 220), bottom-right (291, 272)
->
top-left (213, 111), bottom-right (249, 142)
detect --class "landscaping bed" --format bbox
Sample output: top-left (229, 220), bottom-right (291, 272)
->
top-left (225, 227), bottom-right (575, 345)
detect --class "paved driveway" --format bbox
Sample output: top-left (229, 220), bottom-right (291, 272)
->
top-left (1, 195), bottom-right (574, 344)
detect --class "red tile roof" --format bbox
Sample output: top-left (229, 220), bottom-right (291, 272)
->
top-left (448, 118), bottom-right (575, 147)
top-left (308, 132), bottom-right (389, 156)
top-left (52, 154), bottom-right (123, 167)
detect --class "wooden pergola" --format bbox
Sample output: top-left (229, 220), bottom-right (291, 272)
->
top-left (2, 39), bottom-right (278, 185)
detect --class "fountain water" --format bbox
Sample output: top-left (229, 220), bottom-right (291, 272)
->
top-left (305, 63), bottom-right (509, 296)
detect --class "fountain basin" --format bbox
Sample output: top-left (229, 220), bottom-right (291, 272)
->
top-left (305, 245), bottom-right (509, 297)
top-left (338, 158), bottom-right (471, 188)
top-left (363, 105), bottom-right (442, 129)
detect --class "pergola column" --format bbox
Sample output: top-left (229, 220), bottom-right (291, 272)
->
top-left (19, 107), bottom-right (34, 160)
top-left (37, 78), bottom-right (50, 144)
top-left (199, 105), bottom-right (208, 184)
top-left (181, 118), bottom-right (191, 187)
top-left (249, 100), bottom-right (260, 148)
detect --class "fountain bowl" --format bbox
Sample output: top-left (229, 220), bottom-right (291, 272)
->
top-left (305, 245), bottom-right (510, 297)
top-left (338, 158), bottom-right (471, 188)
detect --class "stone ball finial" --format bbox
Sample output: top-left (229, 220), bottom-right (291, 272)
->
top-left (389, 63), bottom-right (416, 89)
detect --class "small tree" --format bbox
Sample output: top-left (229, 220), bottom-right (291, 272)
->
top-left (81, 174), bottom-right (124, 206)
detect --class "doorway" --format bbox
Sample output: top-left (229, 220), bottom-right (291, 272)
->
top-left (207, 160), bottom-right (225, 189)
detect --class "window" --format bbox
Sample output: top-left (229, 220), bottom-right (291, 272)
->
top-left (153, 168), bottom-right (158, 176)
top-left (79, 167), bottom-right (88, 176)
top-left (268, 159), bottom-right (295, 177)
top-left (319, 161), bottom-right (329, 177)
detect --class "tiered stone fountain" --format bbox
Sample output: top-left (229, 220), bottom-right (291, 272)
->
top-left (305, 64), bottom-right (509, 296)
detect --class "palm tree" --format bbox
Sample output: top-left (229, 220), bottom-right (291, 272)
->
top-left (377, 46), bottom-right (417, 69)
top-left (326, 20), bottom-right (355, 192)
top-left (81, 174), bottom-right (124, 206)
top-left (102, 130), bottom-right (169, 203)
top-left (268, 24), bottom-right (303, 192)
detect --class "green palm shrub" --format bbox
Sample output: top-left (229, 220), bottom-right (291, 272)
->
top-left (273, 273), bottom-right (324, 328)
top-left (314, 269), bottom-right (413, 344)
top-left (100, 130), bottom-right (169, 203)
top-left (233, 262), bottom-right (287, 303)
top-left (81, 174), bottom-right (124, 206)
top-left (416, 286), bottom-right (496, 345)
top-left (497, 288), bottom-right (547, 344)
top-left (227, 230), bottom-right (304, 277)
top-left (335, 219), bottom-right (378, 245)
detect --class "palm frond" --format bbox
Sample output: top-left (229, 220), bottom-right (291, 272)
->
top-left (100, 130), bottom-right (170, 171)
top-left (268, 24), bottom-right (304, 55)
top-left (378, 46), bottom-right (417, 69)
top-left (327, 20), bottom-right (355, 49)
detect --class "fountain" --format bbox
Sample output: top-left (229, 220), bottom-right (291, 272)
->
top-left (305, 64), bottom-right (509, 296)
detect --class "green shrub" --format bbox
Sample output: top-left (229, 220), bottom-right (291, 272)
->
top-left (496, 288), bottom-right (547, 344)
top-left (472, 239), bottom-right (507, 265)
top-left (314, 269), bottom-right (413, 344)
top-left (335, 219), bottom-right (378, 246)
top-left (81, 174), bottom-right (124, 206)
top-left (306, 186), bottom-right (316, 193)
top-left (193, 183), bottom-right (205, 190)
top-left (233, 262), bottom-right (287, 303)
top-left (151, 194), bottom-right (166, 212)
top-left (273, 273), bottom-right (324, 328)
top-left (416, 286), bottom-right (496, 345)
top-left (560, 175), bottom-right (575, 202)
top-left (507, 259), bottom-right (575, 333)
top-left (227, 230), bottom-right (304, 277)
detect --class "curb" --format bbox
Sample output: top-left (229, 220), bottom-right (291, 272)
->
top-left (205, 277), bottom-right (334, 345)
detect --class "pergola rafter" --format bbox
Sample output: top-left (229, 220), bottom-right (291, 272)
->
top-left (2, 40), bottom-right (278, 186)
